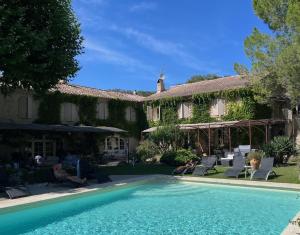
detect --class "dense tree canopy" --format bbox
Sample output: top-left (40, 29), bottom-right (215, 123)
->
top-left (0, 0), bottom-right (83, 94)
top-left (187, 74), bottom-right (219, 83)
top-left (242, 0), bottom-right (300, 105)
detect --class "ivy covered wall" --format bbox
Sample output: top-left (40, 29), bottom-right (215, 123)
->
top-left (145, 88), bottom-right (272, 127)
top-left (36, 92), bottom-right (148, 137)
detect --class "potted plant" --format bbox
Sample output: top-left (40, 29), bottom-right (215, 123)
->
top-left (247, 151), bottom-right (264, 170)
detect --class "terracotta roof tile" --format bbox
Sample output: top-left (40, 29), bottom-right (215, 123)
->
top-left (143, 75), bottom-right (249, 101)
top-left (53, 83), bottom-right (144, 102)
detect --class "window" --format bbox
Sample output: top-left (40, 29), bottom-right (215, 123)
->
top-left (105, 136), bottom-right (126, 151)
top-left (96, 102), bottom-right (108, 120)
top-left (106, 138), bottom-right (112, 150)
top-left (61, 103), bottom-right (79, 122)
top-left (119, 138), bottom-right (125, 150)
top-left (18, 95), bottom-right (32, 119)
top-left (178, 102), bottom-right (192, 119)
top-left (146, 106), bottom-right (160, 121)
top-left (125, 106), bottom-right (136, 122)
top-left (210, 99), bottom-right (226, 117)
top-left (32, 139), bottom-right (56, 157)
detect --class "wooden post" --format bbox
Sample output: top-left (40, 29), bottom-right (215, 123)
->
top-left (248, 120), bottom-right (252, 146)
top-left (228, 127), bottom-right (231, 152)
top-left (265, 124), bottom-right (268, 144)
top-left (197, 128), bottom-right (204, 153)
top-left (208, 124), bottom-right (211, 156)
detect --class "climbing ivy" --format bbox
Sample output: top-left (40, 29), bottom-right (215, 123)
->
top-left (145, 88), bottom-right (272, 126)
top-left (36, 92), bottom-right (147, 137)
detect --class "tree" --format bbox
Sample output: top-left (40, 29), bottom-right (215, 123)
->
top-left (0, 0), bottom-right (83, 94)
top-left (186, 74), bottom-right (219, 83)
top-left (241, 0), bottom-right (300, 105)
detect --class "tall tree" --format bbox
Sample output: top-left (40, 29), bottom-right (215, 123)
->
top-left (239, 0), bottom-right (300, 105)
top-left (0, 0), bottom-right (83, 94)
top-left (187, 74), bottom-right (219, 83)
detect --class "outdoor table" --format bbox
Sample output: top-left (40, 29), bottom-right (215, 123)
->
top-left (244, 165), bottom-right (253, 178)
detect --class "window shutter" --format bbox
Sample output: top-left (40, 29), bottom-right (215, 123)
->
top-left (125, 107), bottom-right (131, 121)
top-left (104, 102), bottom-right (109, 119)
top-left (71, 104), bottom-right (79, 122)
top-left (177, 104), bottom-right (183, 119)
top-left (27, 96), bottom-right (33, 119)
top-left (130, 107), bottom-right (136, 122)
top-left (65, 103), bottom-right (72, 121)
top-left (18, 96), bottom-right (28, 119)
top-left (210, 99), bottom-right (218, 116)
top-left (97, 102), bottom-right (107, 120)
top-left (147, 106), bottom-right (152, 120)
top-left (217, 99), bottom-right (225, 116)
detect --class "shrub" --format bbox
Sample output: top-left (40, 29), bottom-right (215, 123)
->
top-left (247, 151), bottom-right (264, 162)
top-left (270, 136), bottom-right (294, 164)
top-left (136, 140), bottom-right (158, 163)
top-left (160, 149), bottom-right (197, 166)
top-left (160, 151), bottom-right (177, 165)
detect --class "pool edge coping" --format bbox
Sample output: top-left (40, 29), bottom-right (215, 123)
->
top-left (0, 174), bottom-right (169, 211)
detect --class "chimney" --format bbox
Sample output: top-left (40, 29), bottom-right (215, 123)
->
top-left (156, 73), bottom-right (165, 93)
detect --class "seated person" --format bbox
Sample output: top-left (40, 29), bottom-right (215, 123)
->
top-left (173, 160), bottom-right (196, 175)
top-left (53, 164), bottom-right (86, 185)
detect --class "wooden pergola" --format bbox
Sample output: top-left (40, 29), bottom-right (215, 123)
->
top-left (142, 119), bottom-right (286, 155)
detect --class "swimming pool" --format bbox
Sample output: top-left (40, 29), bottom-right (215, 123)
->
top-left (0, 181), bottom-right (299, 235)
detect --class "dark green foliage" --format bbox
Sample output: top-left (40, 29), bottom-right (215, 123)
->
top-left (136, 140), bottom-right (158, 162)
top-left (37, 92), bottom-right (62, 124)
top-left (187, 74), bottom-right (219, 83)
top-left (262, 136), bottom-right (294, 164)
top-left (77, 96), bottom-right (98, 125)
top-left (160, 151), bottom-right (177, 165)
top-left (160, 149), bottom-right (197, 166)
top-left (161, 106), bottom-right (178, 124)
top-left (243, 0), bottom-right (300, 105)
top-left (149, 125), bottom-right (183, 152)
top-left (0, 0), bottom-right (83, 94)
top-left (191, 102), bottom-right (215, 123)
top-left (36, 92), bottom-right (97, 125)
top-left (37, 93), bottom-right (148, 138)
top-left (223, 98), bottom-right (255, 121)
top-left (97, 100), bottom-right (148, 138)
top-left (270, 136), bottom-right (294, 164)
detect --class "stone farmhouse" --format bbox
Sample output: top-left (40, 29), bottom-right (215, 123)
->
top-left (0, 74), bottom-right (297, 161)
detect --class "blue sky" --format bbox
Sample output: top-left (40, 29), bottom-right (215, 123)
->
top-left (72, 0), bottom-right (270, 92)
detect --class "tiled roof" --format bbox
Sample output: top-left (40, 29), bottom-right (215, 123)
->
top-left (53, 83), bottom-right (144, 102)
top-left (143, 75), bottom-right (249, 101)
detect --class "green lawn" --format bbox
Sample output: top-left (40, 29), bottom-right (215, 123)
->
top-left (97, 163), bottom-right (300, 184)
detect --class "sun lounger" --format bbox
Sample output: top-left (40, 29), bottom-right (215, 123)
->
top-left (5, 186), bottom-right (30, 199)
top-left (1, 168), bottom-right (30, 199)
top-left (238, 145), bottom-right (251, 158)
top-left (224, 157), bottom-right (245, 178)
top-left (250, 157), bottom-right (276, 181)
top-left (192, 156), bottom-right (217, 176)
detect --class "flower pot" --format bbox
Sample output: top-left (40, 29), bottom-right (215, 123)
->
top-left (250, 158), bottom-right (261, 170)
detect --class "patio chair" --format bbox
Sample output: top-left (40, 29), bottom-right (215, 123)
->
top-left (192, 156), bottom-right (217, 176)
top-left (238, 145), bottom-right (251, 158)
top-left (224, 157), bottom-right (245, 178)
top-left (250, 157), bottom-right (276, 181)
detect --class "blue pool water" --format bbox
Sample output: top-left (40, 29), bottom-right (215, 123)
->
top-left (0, 181), bottom-right (299, 235)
